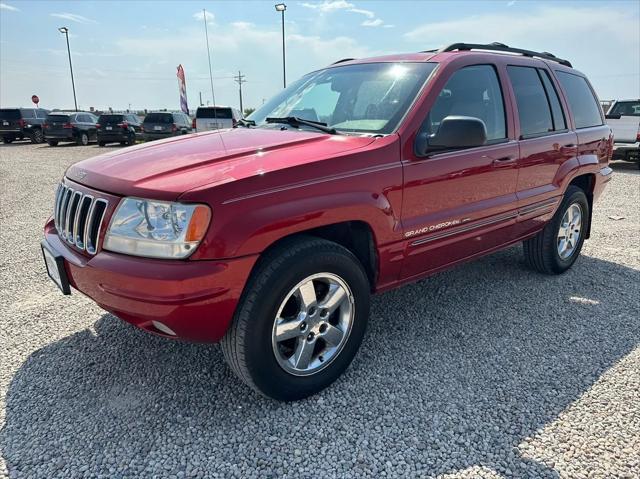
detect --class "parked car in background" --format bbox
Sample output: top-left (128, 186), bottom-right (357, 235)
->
top-left (44, 112), bottom-right (98, 146)
top-left (194, 106), bottom-right (242, 132)
top-left (605, 99), bottom-right (640, 167)
top-left (1, 108), bottom-right (49, 144)
top-left (97, 113), bottom-right (142, 147)
top-left (141, 112), bottom-right (192, 141)
top-left (42, 42), bottom-right (613, 401)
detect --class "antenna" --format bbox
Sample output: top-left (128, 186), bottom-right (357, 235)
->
top-left (201, 8), bottom-right (226, 151)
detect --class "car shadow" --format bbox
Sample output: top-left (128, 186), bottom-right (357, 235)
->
top-left (2, 248), bottom-right (639, 477)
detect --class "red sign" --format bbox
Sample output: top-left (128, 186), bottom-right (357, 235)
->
top-left (31, 95), bottom-right (39, 105)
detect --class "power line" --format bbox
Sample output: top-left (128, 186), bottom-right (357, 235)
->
top-left (234, 71), bottom-right (247, 113)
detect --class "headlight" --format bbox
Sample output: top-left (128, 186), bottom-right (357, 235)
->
top-left (103, 198), bottom-right (211, 259)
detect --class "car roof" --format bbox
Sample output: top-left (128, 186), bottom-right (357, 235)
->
top-left (326, 42), bottom-right (575, 72)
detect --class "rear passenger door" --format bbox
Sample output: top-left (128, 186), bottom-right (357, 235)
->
top-left (400, 63), bottom-right (520, 280)
top-left (507, 65), bottom-right (578, 235)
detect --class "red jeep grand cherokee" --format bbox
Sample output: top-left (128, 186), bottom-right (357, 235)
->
top-left (42, 43), bottom-right (613, 400)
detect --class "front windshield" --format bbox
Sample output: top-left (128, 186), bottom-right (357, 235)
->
top-left (249, 62), bottom-right (437, 135)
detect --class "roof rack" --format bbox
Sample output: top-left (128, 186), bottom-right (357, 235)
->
top-left (424, 42), bottom-right (572, 68)
top-left (332, 58), bottom-right (355, 65)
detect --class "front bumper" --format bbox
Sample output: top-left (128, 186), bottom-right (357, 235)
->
top-left (43, 219), bottom-right (257, 342)
top-left (612, 142), bottom-right (639, 159)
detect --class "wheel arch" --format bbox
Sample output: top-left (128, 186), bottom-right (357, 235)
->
top-left (250, 220), bottom-right (378, 291)
top-left (567, 173), bottom-right (596, 239)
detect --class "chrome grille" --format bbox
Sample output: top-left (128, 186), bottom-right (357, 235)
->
top-left (53, 183), bottom-right (108, 255)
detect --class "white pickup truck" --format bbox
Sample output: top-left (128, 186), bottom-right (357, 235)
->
top-left (606, 99), bottom-right (640, 168)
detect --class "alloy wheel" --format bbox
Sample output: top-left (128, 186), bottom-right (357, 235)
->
top-left (557, 203), bottom-right (582, 259)
top-left (271, 273), bottom-right (354, 376)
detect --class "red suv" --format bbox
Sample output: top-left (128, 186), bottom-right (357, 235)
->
top-left (42, 43), bottom-right (613, 400)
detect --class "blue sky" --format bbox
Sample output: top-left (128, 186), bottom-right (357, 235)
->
top-left (1, 0), bottom-right (638, 111)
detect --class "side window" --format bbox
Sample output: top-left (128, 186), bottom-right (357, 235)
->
top-left (556, 71), bottom-right (603, 128)
top-left (538, 69), bottom-right (566, 131)
top-left (507, 66), bottom-right (553, 138)
top-left (425, 64), bottom-right (506, 142)
top-left (22, 109), bottom-right (34, 119)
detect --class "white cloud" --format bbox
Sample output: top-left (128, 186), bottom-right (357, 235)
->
top-left (300, 1), bottom-right (354, 13)
top-left (301, 1), bottom-right (388, 27)
top-left (403, 6), bottom-right (640, 98)
top-left (231, 21), bottom-right (254, 29)
top-left (50, 13), bottom-right (97, 24)
top-left (193, 10), bottom-right (215, 22)
top-left (361, 18), bottom-right (383, 27)
top-left (0, 2), bottom-right (19, 11)
top-left (507, 0), bottom-right (516, 6)
top-left (349, 7), bottom-right (374, 19)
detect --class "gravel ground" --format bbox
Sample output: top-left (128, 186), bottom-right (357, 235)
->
top-left (1, 142), bottom-right (639, 479)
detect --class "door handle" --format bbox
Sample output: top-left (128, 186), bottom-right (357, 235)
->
top-left (491, 156), bottom-right (516, 167)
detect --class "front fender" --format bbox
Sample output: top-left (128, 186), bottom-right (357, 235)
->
top-left (195, 189), bottom-right (399, 259)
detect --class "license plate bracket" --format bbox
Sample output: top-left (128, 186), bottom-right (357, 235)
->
top-left (41, 241), bottom-right (71, 295)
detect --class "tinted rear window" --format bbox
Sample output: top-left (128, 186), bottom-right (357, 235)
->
top-left (143, 113), bottom-right (173, 124)
top-left (98, 115), bottom-right (124, 123)
top-left (556, 71), bottom-right (603, 129)
top-left (609, 101), bottom-right (640, 117)
top-left (0, 109), bottom-right (21, 120)
top-left (197, 108), bottom-right (232, 119)
top-left (47, 114), bottom-right (71, 122)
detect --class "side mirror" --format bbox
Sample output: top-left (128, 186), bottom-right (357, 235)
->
top-left (430, 116), bottom-right (487, 150)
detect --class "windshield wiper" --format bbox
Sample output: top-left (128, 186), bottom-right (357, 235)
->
top-left (236, 118), bottom-right (256, 128)
top-left (265, 116), bottom-right (338, 134)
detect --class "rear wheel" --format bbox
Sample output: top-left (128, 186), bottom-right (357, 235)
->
top-left (30, 129), bottom-right (44, 144)
top-left (221, 237), bottom-right (370, 401)
top-left (523, 185), bottom-right (589, 274)
top-left (46, 140), bottom-right (58, 147)
top-left (2, 137), bottom-right (13, 144)
top-left (127, 134), bottom-right (136, 146)
top-left (98, 141), bottom-right (106, 147)
top-left (77, 132), bottom-right (89, 146)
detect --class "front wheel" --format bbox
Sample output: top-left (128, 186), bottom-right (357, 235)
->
top-left (221, 237), bottom-right (370, 401)
top-left (3, 137), bottom-right (13, 144)
top-left (523, 185), bottom-right (589, 274)
top-left (46, 140), bottom-right (58, 146)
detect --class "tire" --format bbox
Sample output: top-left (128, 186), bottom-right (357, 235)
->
top-left (98, 141), bottom-right (106, 147)
top-left (523, 185), bottom-right (589, 274)
top-left (221, 236), bottom-right (371, 401)
top-left (47, 140), bottom-right (58, 147)
top-left (2, 137), bottom-right (13, 144)
top-left (77, 132), bottom-right (89, 146)
top-left (127, 135), bottom-right (136, 146)
top-left (30, 129), bottom-right (44, 144)
top-left (120, 141), bottom-right (127, 146)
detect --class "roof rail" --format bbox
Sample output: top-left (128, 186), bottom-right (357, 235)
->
top-left (428, 42), bottom-right (572, 68)
top-left (332, 58), bottom-right (355, 65)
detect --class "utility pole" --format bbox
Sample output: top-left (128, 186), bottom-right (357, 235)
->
top-left (234, 71), bottom-right (247, 113)
top-left (199, 91), bottom-right (203, 107)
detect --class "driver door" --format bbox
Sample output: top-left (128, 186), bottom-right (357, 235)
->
top-left (400, 63), bottom-right (520, 280)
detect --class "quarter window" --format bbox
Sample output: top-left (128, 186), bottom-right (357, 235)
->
top-left (539, 70), bottom-right (566, 131)
top-left (556, 71), bottom-right (603, 129)
top-left (507, 66), bottom-right (554, 137)
top-left (425, 64), bottom-right (506, 142)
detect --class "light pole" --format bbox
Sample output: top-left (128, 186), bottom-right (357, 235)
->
top-left (275, 3), bottom-right (286, 88)
top-left (58, 27), bottom-right (78, 111)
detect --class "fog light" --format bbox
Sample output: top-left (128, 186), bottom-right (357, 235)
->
top-left (152, 320), bottom-right (176, 336)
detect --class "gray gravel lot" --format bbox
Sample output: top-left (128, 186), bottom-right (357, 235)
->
top-left (1, 141), bottom-right (639, 478)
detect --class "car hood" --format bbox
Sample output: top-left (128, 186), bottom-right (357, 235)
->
top-left (67, 128), bottom-right (376, 200)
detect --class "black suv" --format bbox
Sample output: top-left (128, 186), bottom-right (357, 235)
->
top-left (97, 113), bottom-right (142, 146)
top-left (1, 108), bottom-right (50, 144)
top-left (142, 112), bottom-right (192, 141)
top-left (44, 112), bottom-right (98, 146)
